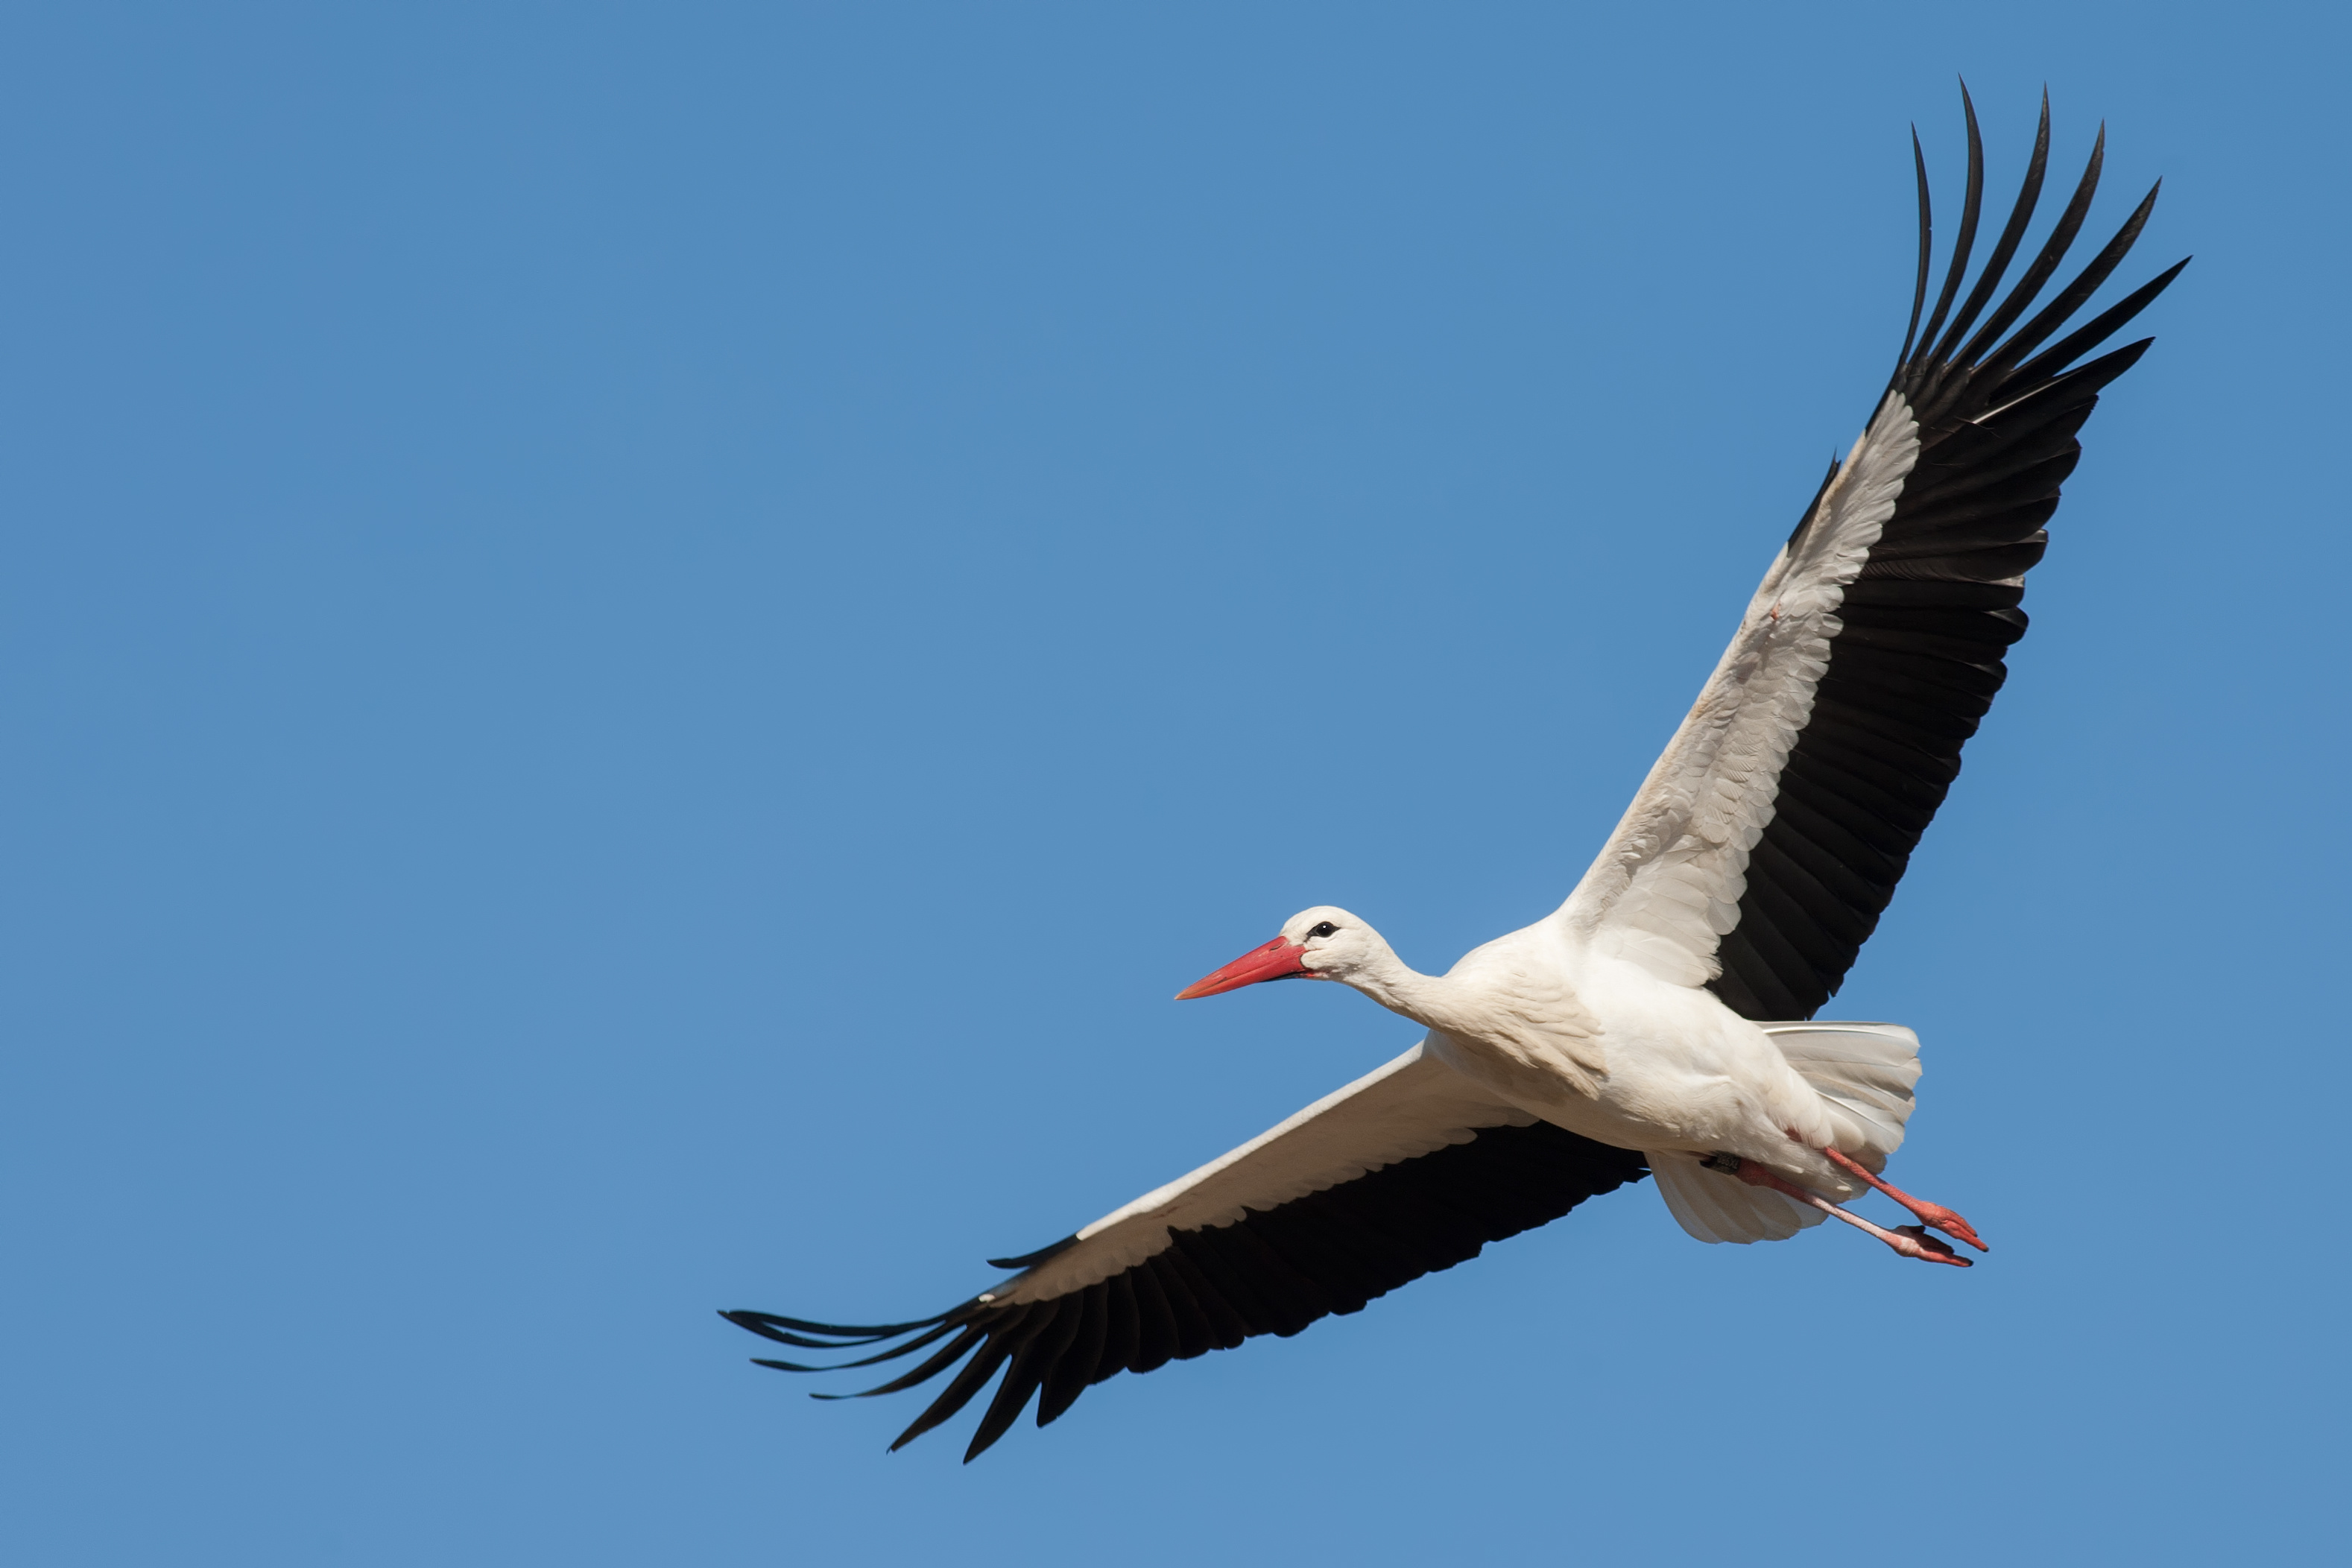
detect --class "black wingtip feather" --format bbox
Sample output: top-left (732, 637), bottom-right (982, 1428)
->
top-left (1927, 89), bottom-right (2051, 376)
top-left (961, 1302), bottom-right (1070, 1461)
top-left (721, 1307), bottom-right (948, 1341)
top-left (1898, 127), bottom-right (1932, 370)
top-left (833, 1324), bottom-right (991, 1402)
top-left (985, 1235), bottom-right (1082, 1271)
top-left (1947, 121), bottom-right (2106, 379)
top-left (1912, 83), bottom-right (1985, 367)
top-left (2003, 258), bottom-right (2187, 391)
top-left (888, 1313), bottom-right (1026, 1452)
top-left (1982, 179), bottom-right (2163, 385)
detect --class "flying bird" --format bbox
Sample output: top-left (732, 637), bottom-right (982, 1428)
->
top-left (727, 90), bottom-right (2185, 1461)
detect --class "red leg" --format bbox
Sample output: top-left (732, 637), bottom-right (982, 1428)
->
top-left (1704, 1155), bottom-right (1971, 1267)
top-left (1821, 1147), bottom-right (1988, 1253)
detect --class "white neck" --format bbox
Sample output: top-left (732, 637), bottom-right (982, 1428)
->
top-left (1330, 943), bottom-right (1470, 1036)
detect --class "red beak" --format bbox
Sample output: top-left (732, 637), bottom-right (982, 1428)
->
top-left (1175, 936), bottom-right (1312, 1000)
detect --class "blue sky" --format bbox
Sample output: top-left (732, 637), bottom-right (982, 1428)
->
top-left (4, 3), bottom-right (2344, 1563)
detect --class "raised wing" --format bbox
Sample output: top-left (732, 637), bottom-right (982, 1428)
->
top-left (725, 1043), bottom-right (1646, 1461)
top-left (1558, 91), bottom-right (2186, 1019)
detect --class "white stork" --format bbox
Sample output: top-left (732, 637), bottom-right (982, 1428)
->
top-left (729, 90), bottom-right (2186, 1461)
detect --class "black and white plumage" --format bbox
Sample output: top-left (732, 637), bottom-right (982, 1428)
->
top-left (728, 92), bottom-right (2184, 1461)
top-left (1684, 104), bottom-right (2187, 1022)
top-left (732, 1048), bottom-right (1648, 1460)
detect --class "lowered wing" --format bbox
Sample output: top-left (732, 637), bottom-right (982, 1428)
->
top-left (1557, 90), bottom-right (2185, 1019)
top-left (725, 1043), bottom-right (1646, 1461)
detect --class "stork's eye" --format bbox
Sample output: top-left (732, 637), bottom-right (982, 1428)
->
top-left (1309, 921), bottom-right (1338, 938)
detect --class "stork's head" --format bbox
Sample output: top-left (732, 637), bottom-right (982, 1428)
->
top-left (1174, 906), bottom-right (1385, 999)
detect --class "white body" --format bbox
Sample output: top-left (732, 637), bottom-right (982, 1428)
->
top-left (1277, 907), bottom-right (1921, 1253)
top-left (1420, 931), bottom-right (1842, 1166)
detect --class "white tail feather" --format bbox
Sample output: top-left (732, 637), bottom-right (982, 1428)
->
top-left (1765, 1021), bottom-right (1921, 1169)
top-left (1646, 1022), bottom-right (1923, 1245)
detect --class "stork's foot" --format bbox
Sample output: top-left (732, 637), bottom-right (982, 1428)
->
top-left (1901, 1200), bottom-right (1986, 1254)
top-left (1707, 1154), bottom-right (1974, 1268)
top-left (1821, 1146), bottom-right (1988, 1253)
top-left (1887, 1224), bottom-right (1970, 1267)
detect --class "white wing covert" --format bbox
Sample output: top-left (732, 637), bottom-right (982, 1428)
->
top-left (1558, 395), bottom-right (1919, 987)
